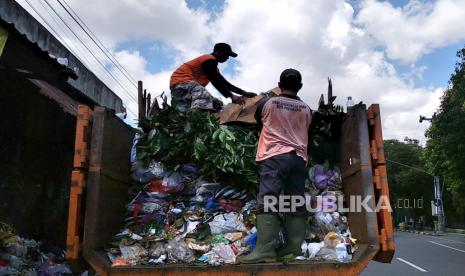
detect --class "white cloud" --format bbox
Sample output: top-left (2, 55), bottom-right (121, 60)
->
top-left (356, 0), bottom-right (465, 63)
top-left (17, 0), bottom-right (453, 141)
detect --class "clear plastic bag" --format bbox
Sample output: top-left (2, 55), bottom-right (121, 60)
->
top-left (209, 213), bottom-right (248, 235)
top-left (165, 240), bottom-right (195, 263)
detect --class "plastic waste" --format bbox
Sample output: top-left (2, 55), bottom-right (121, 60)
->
top-left (317, 247), bottom-right (338, 261)
top-left (214, 185), bottom-right (248, 200)
top-left (148, 254), bottom-right (166, 264)
top-left (165, 240), bottom-right (195, 263)
top-left (212, 244), bottom-right (236, 264)
top-left (218, 199), bottom-right (243, 212)
top-left (161, 172), bottom-right (185, 193)
top-left (186, 239), bottom-right (211, 252)
top-left (149, 242), bottom-right (167, 258)
top-left (336, 243), bottom-right (349, 262)
top-left (209, 213), bottom-right (249, 235)
top-left (245, 232), bottom-right (257, 250)
top-left (212, 234), bottom-right (229, 245)
top-left (301, 242), bottom-right (323, 259)
top-left (130, 161), bottom-right (158, 183)
top-left (37, 260), bottom-right (72, 276)
top-left (224, 232), bottom-right (244, 242)
top-left (119, 244), bottom-right (147, 260)
top-left (324, 232), bottom-right (342, 249)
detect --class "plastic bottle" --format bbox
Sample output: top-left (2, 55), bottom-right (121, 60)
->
top-left (346, 96), bottom-right (354, 111)
top-left (336, 243), bottom-right (348, 262)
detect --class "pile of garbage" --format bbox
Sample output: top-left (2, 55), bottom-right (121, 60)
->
top-left (105, 96), bottom-right (356, 266)
top-left (0, 222), bottom-right (73, 275)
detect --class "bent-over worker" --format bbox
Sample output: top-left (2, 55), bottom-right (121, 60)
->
top-left (170, 43), bottom-right (256, 111)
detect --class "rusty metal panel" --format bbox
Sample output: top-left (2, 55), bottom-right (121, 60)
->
top-left (340, 104), bottom-right (379, 247)
top-left (82, 107), bottom-right (135, 256)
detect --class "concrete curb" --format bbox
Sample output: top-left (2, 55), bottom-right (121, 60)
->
top-left (396, 228), bottom-right (465, 236)
top-left (396, 229), bottom-right (440, 236)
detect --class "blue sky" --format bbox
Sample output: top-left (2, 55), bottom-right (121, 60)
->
top-left (115, 0), bottom-right (462, 90)
top-left (17, 0), bottom-right (465, 140)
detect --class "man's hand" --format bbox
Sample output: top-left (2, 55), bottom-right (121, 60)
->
top-left (231, 94), bottom-right (245, 105)
top-left (242, 91), bottom-right (257, 98)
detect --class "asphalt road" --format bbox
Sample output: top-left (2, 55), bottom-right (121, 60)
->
top-left (362, 231), bottom-right (465, 275)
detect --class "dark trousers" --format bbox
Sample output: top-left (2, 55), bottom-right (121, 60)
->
top-left (257, 151), bottom-right (307, 215)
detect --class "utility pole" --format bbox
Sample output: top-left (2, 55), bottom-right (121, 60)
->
top-left (419, 112), bottom-right (445, 233)
top-left (433, 176), bottom-right (445, 233)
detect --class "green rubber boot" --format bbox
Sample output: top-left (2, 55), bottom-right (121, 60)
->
top-left (236, 214), bottom-right (281, 264)
top-left (277, 215), bottom-right (307, 261)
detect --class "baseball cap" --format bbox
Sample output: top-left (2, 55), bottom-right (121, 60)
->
top-left (214, 43), bottom-right (238, 57)
top-left (280, 68), bottom-right (302, 84)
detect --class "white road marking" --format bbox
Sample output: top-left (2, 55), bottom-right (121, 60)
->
top-left (430, 236), bottom-right (465, 245)
top-left (397, 257), bottom-right (428, 272)
top-left (429, 241), bottom-right (465, 253)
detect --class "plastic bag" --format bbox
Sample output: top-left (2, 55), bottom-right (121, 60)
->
top-left (218, 199), bottom-right (243, 212)
top-left (37, 260), bottom-right (72, 276)
top-left (336, 243), bottom-right (350, 262)
top-left (149, 242), bottom-right (166, 258)
top-left (191, 182), bottom-right (223, 202)
top-left (165, 240), bottom-right (195, 263)
top-left (186, 239), bottom-right (211, 252)
top-left (148, 160), bottom-right (165, 179)
top-left (245, 232), bottom-right (257, 250)
top-left (161, 172), bottom-right (185, 193)
top-left (131, 161), bottom-right (160, 184)
top-left (212, 234), bottom-right (229, 245)
top-left (301, 242), bottom-right (323, 259)
top-left (198, 251), bottom-right (221, 266)
top-left (224, 232), bottom-right (244, 242)
top-left (212, 244), bottom-right (236, 264)
top-left (119, 244), bottom-right (147, 260)
top-left (209, 213), bottom-right (248, 235)
top-left (323, 232), bottom-right (342, 248)
top-left (317, 247), bottom-right (338, 261)
top-left (214, 185), bottom-right (248, 200)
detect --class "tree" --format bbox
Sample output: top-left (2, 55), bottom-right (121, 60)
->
top-left (425, 47), bottom-right (465, 224)
top-left (385, 139), bottom-right (433, 225)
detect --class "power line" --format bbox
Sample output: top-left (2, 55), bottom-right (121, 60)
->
top-left (33, 0), bottom-right (96, 69)
top-left (56, 0), bottom-right (138, 88)
top-left (386, 159), bottom-right (434, 176)
top-left (42, 0), bottom-right (138, 104)
top-left (20, 0), bottom-right (139, 117)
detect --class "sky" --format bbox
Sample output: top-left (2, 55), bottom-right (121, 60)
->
top-left (16, 0), bottom-right (465, 143)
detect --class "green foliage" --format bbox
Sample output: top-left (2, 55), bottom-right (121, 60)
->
top-left (384, 139), bottom-right (433, 222)
top-left (425, 47), bottom-right (465, 217)
top-left (137, 97), bottom-right (260, 192)
top-left (307, 96), bottom-right (345, 166)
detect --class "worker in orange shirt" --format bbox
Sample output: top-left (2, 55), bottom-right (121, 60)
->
top-left (237, 69), bottom-right (312, 263)
top-left (170, 43), bottom-right (256, 111)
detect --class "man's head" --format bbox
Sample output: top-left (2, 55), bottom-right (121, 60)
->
top-left (279, 68), bottom-right (302, 93)
top-left (213, 43), bottom-right (238, 63)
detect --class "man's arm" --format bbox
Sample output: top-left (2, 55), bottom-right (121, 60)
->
top-left (201, 59), bottom-right (233, 98)
top-left (217, 73), bottom-right (246, 95)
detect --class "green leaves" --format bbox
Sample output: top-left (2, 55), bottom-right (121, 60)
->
top-left (137, 99), bottom-right (260, 192)
top-left (424, 46), bottom-right (465, 218)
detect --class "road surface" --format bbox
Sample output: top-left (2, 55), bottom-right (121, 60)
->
top-left (362, 231), bottom-right (465, 275)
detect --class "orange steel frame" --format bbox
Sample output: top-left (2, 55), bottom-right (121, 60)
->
top-left (368, 104), bottom-right (395, 257)
top-left (66, 105), bottom-right (92, 259)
